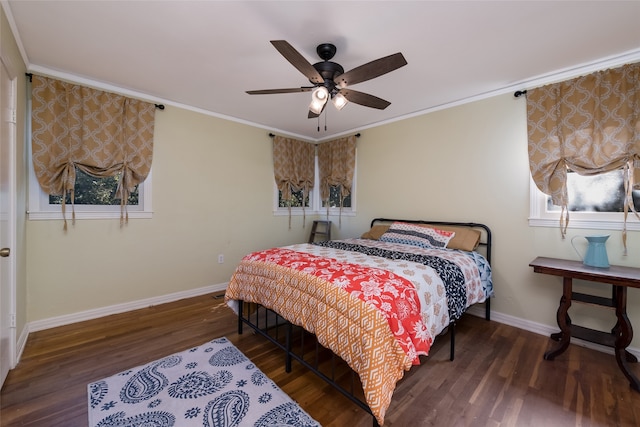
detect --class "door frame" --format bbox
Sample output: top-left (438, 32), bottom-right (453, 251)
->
top-left (0, 51), bottom-right (18, 389)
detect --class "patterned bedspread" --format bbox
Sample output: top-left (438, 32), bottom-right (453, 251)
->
top-left (225, 238), bottom-right (492, 425)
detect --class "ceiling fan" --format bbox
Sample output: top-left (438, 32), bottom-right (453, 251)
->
top-left (246, 40), bottom-right (408, 118)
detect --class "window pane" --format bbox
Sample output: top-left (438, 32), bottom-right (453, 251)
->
top-left (278, 189), bottom-right (309, 208)
top-left (322, 185), bottom-right (351, 208)
top-left (49, 168), bottom-right (139, 205)
top-left (547, 169), bottom-right (640, 212)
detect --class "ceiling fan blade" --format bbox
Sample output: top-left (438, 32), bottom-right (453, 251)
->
top-left (334, 52), bottom-right (407, 88)
top-left (339, 89), bottom-right (391, 110)
top-left (271, 40), bottom-right (324, 84)
top-left (246, 87), bottom-right (313, 95)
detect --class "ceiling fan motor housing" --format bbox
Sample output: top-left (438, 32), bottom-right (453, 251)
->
top-left (312, 61), bottom-right (343, 90)
top-left (312, 43), bottom-right (344, 95)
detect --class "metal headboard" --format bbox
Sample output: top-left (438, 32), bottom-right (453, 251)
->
top-left (369, 218), bottom-right (492, 265)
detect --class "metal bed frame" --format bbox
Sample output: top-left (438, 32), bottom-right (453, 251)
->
top-left (235, 218), bottom-right (492, 426)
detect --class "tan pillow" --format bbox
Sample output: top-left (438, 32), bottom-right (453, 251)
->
top-left (361, 223), bottom-right (481, 251)
top-left (360, 224), bottom-right (390, 240)
top-left (420, 225), bottom-right (481, 251)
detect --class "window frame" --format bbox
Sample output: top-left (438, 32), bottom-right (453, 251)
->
top-left (28, 166), bottom-right (153, 221)
top-left (529, 176), bottom-right (640, 231)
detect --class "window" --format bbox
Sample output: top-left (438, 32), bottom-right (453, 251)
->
top-left (28, 166), bottom-right (153, 220)
top-left (27, 75), bottom-right (154, 222)
top-left (322, 186), bottom-right (352, 209)
top-left (278, 189), bottom-right (308, 208)
top-left (27, 146), bottom-right (152, 221)
top-left (49, 168), bottom-right (139, 206)
top-left (530, 169), bottom-right (640, 231)
top-left (274, 154), bottom-right (355, 215)
top-left (26, 88), bottom-right (153, 221)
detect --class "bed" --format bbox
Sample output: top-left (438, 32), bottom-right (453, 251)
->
top-left (225, 218), bottom-right (493, 426)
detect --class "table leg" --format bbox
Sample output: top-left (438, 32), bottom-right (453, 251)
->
top-left (613, 286), bottom-right (640, 392)
top-left (611, 286), bottom-right (638, 363)
top-left (545, 277), bottom-right (572, 360)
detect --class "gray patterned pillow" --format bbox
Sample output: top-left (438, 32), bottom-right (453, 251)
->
top-left (379, 222), bottom-right (455, 249)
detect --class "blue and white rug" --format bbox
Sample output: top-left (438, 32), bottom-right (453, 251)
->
top-left (88, 337), bottom-right (321, 426)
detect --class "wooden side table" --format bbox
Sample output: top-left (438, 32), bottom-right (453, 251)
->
top-left (529, 256), bottom-right (640, 392)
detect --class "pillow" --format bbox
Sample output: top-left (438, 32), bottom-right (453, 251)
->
top-left (379, 222), bottom-right (455, 249)
top-left (420, 225), bottom-right (481, 252)
top-left (361, 222), bottom-right (482, 251)
top-left (360, 224), bottom-right (390, 240)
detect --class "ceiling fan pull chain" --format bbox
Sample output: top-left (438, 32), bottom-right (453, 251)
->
top-left (324, 108), bottom-right (328, 131)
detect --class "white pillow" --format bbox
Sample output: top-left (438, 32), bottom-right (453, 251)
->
top-left (379, 222), bottom-right (455, 249)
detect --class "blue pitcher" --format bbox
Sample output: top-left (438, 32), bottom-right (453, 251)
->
top-left (571, 235), bottom-right (610, 268)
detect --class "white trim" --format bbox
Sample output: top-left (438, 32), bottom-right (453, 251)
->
top-left (0, 2), bottom-right (29, 70)
top-left (15, 323), bottom-right (28, 363)
top-left (23, 53), bottom-right (640, 143)
top-left (0, 54), bottom-right (18, 382)
top-left (27, 169), bottom-right (154, 221)
top-left (26, 65), bottom-right (313, 141)
top-left (14, 283), bottom-right (228, 366)
top-left (6, 74), bottom-right (16, 369)
top-left (323, 49), bottom-right (640, 140)
top-left (529, 217), bottom-right (640, 232)
top-left (27, 282), bottom-right (228, 333)
top-left (528, 176), bottom-right (640, 231)
top-left (466, 305), bottom-right (640, 359)
top-left (17, 294), bottom-right (639, 368)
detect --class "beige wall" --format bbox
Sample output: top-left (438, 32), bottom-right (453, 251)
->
top-left (24, 80), bottom-right (640, 346)
top-left (25, 106), bottom-right (310, 320)
top-left (333, 93), bottom-right (640, 346)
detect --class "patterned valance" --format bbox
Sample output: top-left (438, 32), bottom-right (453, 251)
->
top-left (317, 135), bottom-right (356, 224)
top-left (272, 135), bottom-right (315, 227)
top-left (526, 62), bottom-right (640, 244)
top-left (31, 75), bottom-right (156, 228)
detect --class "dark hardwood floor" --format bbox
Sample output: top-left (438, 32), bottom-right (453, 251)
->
top-left (2, 293), bottom-right (640, 426)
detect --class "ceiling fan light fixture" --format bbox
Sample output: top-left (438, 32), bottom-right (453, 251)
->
top-left (312, 86), bottom-right (328, 102)
top-left (332, 92), bottom-right (348, 110)
top-left (309, 87), bottom-right (329, 114)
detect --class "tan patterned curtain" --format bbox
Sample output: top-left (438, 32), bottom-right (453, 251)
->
top-left (527, 62), bottom-right (640, 248)
top-left (31, 75), bottom-right (156, 229)
top-left (272, 135), bottom-right (315, 228)
top-left (317, 135), bottom-right (356, 224)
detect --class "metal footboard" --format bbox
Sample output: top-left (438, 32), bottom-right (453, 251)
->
top-left (237, 300), bottom-right (380, 426)
top-left (236, 301), bottom-right (482, 426)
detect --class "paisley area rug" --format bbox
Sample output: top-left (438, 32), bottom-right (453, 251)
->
top-left (87, 337), bottom-right (321, 427)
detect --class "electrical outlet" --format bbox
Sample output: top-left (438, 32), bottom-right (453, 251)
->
top-left (10, 313), bottom-right (16, 328)
top-left (218, 254), bottom-right (224, 264)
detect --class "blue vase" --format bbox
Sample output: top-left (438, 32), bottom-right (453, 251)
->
top-left (571, 235), bottom-right (610, 268)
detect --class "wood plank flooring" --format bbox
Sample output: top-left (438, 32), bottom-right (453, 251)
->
top-left (2, 293), bottom-right (640, 426)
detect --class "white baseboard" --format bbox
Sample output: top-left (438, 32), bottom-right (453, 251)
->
top-left (15, 282), bottom-right (228, 366)
top-left (466, 304), bottom-right (640, 358)
top-left (15, 324), bottom-right (28, 366)
top-left (15, 288), bottom-right (639, 370)
top-left (27, 282), bottom-right (228, 333)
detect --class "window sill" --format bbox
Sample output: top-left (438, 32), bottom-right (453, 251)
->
top-left (529, 217), bottom-right (640, 231)
top-left (273, 209), bottom-right (356, 217)
top-left (27, 211), bottom-right (153, 221)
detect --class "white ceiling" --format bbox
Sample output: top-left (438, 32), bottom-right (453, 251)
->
top-left (4, 1), bottom-right (640, 141)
